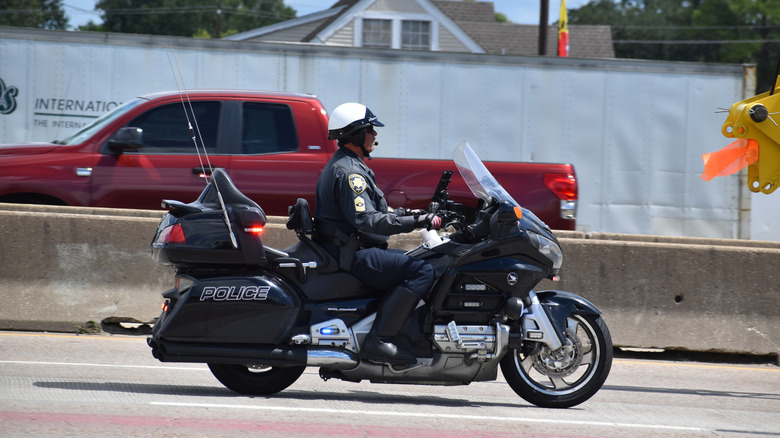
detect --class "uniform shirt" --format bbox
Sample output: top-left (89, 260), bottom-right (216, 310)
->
top-left (314, 147), bottom-right (415, 246)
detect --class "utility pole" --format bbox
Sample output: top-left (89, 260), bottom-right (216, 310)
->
top-left (538, 0), bottom-right (548, 55)
top-left (215, 1), bottom-right (222, 38)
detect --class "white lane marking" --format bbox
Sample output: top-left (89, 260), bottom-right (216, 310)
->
top-left (0, 360), bottom-right (206, 371)
top-left (150, 401), bottom-right (706, 432)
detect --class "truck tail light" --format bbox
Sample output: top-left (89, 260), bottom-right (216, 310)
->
top-left (544, 174), bottom-right (577, 221)
top-left (544, 173), bottom-right (577, 200)
top-left (156, 224), bottom-right (186, 244)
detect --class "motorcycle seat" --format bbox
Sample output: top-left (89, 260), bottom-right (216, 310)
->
top-left (283, 199), bottom-right (383, 301)
top-left (285, 198), bottom-right (338, 274)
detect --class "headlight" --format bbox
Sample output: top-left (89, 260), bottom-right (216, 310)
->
top-left (527, 231), bottom-right (563, 272)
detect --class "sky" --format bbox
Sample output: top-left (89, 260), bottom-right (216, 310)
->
top-left (62, 0), bottom-right (592, 29)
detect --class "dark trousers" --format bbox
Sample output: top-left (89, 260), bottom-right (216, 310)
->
top-left (350, 247), bottom-right (434, 299)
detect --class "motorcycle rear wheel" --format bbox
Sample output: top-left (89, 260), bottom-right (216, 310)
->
top-left (500, 314), bottom-right (612, 408)
top-left (208, 363), bottom-right (306, 396)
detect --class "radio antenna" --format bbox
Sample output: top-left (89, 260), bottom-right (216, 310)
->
top-left (165, 43), bottom-right (238, 248)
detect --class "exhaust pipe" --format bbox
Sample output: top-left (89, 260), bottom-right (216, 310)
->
top-left (306, 348), bottom-right (358, 370)
top-left (149, 339), bottom-right (358, 370)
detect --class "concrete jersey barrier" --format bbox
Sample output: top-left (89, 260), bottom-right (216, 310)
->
top-left (0, 204), bottom-right (777, 358)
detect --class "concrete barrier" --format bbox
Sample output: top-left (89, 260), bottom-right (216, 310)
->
top-left (0, 204), bottom-right (777, 358)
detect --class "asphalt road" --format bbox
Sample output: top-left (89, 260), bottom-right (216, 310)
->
top-left (1, 331), bottom-right (778, 437)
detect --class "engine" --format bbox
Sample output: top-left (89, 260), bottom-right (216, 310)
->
top-left (433, 321), bottom-right (508, 362)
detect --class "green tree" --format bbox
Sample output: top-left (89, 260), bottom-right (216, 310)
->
top-left (570, 0), bottom-right (780, 92)
top-left (92, 0), bottom-right (295, 37)
top-left (0, 0), bottom-right (67, 29)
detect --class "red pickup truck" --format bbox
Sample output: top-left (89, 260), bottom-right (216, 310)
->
top-left (0, 90), bottom-right (577, 230)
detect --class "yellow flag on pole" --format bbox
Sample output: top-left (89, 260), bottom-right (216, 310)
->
top-left (558, 0), bottom-right (569, 57)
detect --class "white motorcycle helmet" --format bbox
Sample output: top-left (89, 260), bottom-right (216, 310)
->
top-left (327, 103), bottom-right (384, 155)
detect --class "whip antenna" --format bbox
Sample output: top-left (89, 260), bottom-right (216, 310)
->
top-left (164, 43), bottom-right (238, 249)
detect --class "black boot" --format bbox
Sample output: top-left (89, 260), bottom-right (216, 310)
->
top-left (360, 286), bottom-right (419, 365)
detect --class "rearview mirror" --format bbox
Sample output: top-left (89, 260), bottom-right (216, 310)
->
top-left (107, 127), bottom-right (143, 154)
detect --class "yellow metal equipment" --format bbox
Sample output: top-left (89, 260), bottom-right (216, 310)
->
top-left (703, 77), bottom-right (780, 194)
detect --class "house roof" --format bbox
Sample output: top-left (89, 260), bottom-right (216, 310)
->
top-left (455, 21), bottom-right (615, 58)
top-left (433, 1), bottom-right (614, 58)
top-left (225, 0), bottom-right (614, 59)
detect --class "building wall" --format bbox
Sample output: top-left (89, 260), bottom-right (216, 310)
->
top-left (369, 0), bottom-right (426, 14)
top-left (326, 21), bottom-right (354, 46)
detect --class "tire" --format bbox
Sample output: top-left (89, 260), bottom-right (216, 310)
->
top-left (500, 314), bottom-right (613, 408)
top-left (208, 363), bottom-right (305, 396)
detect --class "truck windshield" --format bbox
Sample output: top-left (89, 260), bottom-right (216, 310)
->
top-left (56, 98), bottom-right (147, 145)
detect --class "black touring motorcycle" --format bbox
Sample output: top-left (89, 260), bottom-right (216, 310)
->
top-left (147, 141), bottom-right (612, 408)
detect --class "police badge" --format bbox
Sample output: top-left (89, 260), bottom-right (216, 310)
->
top-left (349, 174), bottom-right (367, 194)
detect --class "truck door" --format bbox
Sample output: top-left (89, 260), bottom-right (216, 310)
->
top-left (226, 100), bottom-right (330, 216)
top-left (90, 100), bottom-right (231, 210)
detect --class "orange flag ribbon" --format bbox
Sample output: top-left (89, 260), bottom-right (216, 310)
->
top-left (701, 138), bottom-right (759, 181)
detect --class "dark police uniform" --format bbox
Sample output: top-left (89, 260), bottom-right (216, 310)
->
top-left (314, 147), bottom-right (433, 299)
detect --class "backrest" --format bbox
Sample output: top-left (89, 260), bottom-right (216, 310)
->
top-left (286, 198), bottom-right (313, 237)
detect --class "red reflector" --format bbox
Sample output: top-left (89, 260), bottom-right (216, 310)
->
top-left (544, 173), bottom-right (577, 200)
top-left (157, 224), bottom-right (186, 244)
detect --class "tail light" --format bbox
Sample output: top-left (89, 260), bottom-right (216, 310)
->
top-left (155, 223), bottom-right (186, 244)
top-left (544, 174), bottom-right (577, 200)
top-left (244, 226), bottom-right (264, 236)
top-left (544, 173), bottom-right (577, 220)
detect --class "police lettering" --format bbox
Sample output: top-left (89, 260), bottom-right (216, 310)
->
top-left (200, 285), bottom-right (270, 301)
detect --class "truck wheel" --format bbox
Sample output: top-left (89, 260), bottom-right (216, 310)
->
top-left (208, 363), bottom-right (305, 395)
top-left (500, 314), bottom-right (612, 408)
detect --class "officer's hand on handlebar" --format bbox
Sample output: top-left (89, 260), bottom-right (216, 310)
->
top-left (397, 208), bottom-right (427, 217)
top-left (415, 213), bottom-right (442, 230)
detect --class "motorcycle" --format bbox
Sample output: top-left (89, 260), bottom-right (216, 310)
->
top-left (147, 141), bottom-right (612, 408)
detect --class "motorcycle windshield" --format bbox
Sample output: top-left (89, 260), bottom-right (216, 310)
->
top-left (453, 141), bottom-right (519, 208)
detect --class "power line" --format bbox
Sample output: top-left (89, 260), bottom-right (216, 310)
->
top-left (614, 39), bottom-right (780, 45)
top-left (613, 25), bottom-right (780, 31)
top-left (99, 7), bottom-right (283, 19)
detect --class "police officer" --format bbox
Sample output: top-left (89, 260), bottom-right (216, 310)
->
top-left (314, 102), bottom-right (441, 366)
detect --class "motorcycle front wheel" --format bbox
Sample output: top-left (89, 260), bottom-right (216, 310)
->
top-left (500, 314), bottom-right (613, 408)
top-left (208, 363), bottom-right (306, 396)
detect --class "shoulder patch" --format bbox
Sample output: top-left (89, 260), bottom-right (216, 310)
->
top-left (348, 174), bottom-right (367, 194)
top-left (354, 196), bottom-right (366, 212)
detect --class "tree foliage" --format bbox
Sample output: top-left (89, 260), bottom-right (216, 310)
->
top-left (0, 0), bottom-right (67, 29)
top-left (86, 0), bottom-right (295, 38)
top-left (570, 0), bottom-right (780, 92)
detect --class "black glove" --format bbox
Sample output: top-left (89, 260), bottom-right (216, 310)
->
top-left (415, 213), bottom-right (442, 230)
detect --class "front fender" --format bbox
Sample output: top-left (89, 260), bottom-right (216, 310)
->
top-left (536, 290), bottom-right (602, 342)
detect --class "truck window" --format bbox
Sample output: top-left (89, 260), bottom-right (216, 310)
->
top-left (126, 101), bottom-right (220, 154)
top-left (241, 103), bottom-right (298, 154)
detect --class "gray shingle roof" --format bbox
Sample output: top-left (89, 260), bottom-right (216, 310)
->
top-left (455, 21), bottom-right (614, 58)
top-left (431, 0), bottom-right (496, 23)
top-left (434, 1), bottom-right (614, 58)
